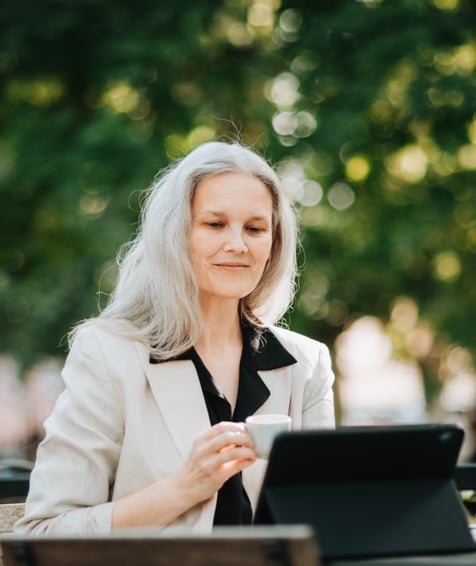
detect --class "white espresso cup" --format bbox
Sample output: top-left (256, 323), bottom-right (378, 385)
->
top-left (245, 414), bottom-right (292, 459)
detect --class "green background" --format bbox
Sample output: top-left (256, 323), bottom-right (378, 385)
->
top-left (1, 0), bottom-right (476, 409)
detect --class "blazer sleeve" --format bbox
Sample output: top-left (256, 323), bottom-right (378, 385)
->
top-left (301, 341), bottom-right (336, 429)
top-left (15, 326), bottom-right (124, 535)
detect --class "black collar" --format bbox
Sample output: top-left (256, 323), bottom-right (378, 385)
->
top-left (241, 324), bottom-right (297, 371)
top-left (149, 324), bottom-right (297, 370)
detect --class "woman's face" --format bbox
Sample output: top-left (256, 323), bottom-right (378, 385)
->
top-left (190, 172), bottom-right (274, 306)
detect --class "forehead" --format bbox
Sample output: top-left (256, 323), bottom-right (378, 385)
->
top-left (192, 172), bottom-right (273, 209)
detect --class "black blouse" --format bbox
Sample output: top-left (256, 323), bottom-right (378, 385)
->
top-left (150, 324), bottom-right (296, 525)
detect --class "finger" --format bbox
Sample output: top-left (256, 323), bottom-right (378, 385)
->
top-left (200, 421), bottom-right (246, 441)
top-left (189, 424), bottom-right (238, 456)
top-left (220, 457), bottom-right (257, 479)
top-left (206, 430), bottom-right (255, 454)
top-left (212, 444), bottom-right (257, 466)
top-left (183, 448), bottom-right (254, 494)
top-left (195, 443), bottom-right (256, 476)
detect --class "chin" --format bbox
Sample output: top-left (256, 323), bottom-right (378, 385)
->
top-left (204, 286), bottom-right (255, 301)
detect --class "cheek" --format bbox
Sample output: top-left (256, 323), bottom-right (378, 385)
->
top-left (261, 236), bottom-right (274, 259)
top-left (189, 230), bottom-right (211, 258)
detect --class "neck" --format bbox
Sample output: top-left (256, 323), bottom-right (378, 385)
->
top-left (196, 297), bottom-right (242, 352)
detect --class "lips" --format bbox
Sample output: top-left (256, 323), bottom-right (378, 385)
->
top-left (214, 262), bottom-right (249, 268)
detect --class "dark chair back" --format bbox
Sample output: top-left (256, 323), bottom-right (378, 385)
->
top-left (455, 463), bottom-right (476, 490)
top-left (0, 525), bottom-right (319, 566)
top-left (0, 461), bottom-right (32, 504)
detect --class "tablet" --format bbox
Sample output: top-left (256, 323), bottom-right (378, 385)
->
top-left (254, 424), bottom-right (476, 561)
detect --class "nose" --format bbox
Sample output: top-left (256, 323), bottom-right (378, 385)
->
top-left (223, 227), bottom-right (248, 253)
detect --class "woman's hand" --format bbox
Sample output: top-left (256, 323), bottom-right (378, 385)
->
top-left (112, 421), bottom-right (256, 528)
top-left (175, 421), bottom-right (257, 506)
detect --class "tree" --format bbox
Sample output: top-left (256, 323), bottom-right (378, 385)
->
top-left (0, 0), bottom-right (279, 366)
top-left (1, 0), bottom-right (476, 404)
top-left (275, 0), bottom-right (476, 399)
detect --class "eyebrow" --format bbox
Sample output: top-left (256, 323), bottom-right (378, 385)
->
top-left (198, 210), bottom-right (271, 221)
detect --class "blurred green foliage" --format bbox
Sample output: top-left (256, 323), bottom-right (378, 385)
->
top-left (1, 0), bottom-right (476, 399)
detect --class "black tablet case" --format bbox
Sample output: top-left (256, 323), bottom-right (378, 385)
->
top-left (254, 424), bottom-right (476, 561)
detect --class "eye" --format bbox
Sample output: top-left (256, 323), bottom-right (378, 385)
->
top-left (246, 225), bottom-right (266, 234)
top-left (207, 221), bottom-right (224, 229)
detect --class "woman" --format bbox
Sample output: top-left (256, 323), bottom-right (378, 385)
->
top-left (16, 141), bottom-right (335, 534)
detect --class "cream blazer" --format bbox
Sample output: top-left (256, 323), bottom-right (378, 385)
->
top-left (16, 323), bottom-right (335, 535)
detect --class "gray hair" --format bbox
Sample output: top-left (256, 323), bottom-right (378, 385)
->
top-left (72, 141), bottom-right (298, 359)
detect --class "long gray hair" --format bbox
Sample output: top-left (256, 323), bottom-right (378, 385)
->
top-left (72, 141), bottom-right (298, 359)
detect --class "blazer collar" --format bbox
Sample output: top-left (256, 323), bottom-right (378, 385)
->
top-left (149, 324), bottom-right (297, 371)
top-left (136, 342), bottom-right (211, 462)
top-left (242, 324), bottom-right (297, 371)
top-left (136, 325), bottom-right (296, 462)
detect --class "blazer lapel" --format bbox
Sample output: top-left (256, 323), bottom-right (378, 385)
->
top-left (136, 343), bottom-right (211, 461)
top-left (256, 367), bottom-right (293, 413)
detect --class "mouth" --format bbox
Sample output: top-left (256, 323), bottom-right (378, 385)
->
top-left (214, 263), bottom-right (249, 269)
